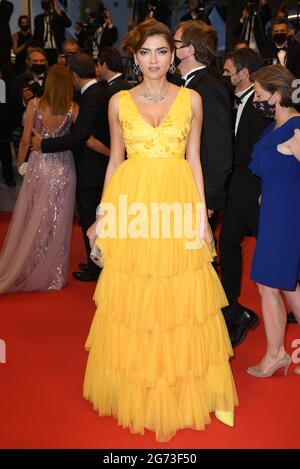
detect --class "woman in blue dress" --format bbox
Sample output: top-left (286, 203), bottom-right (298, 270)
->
top-left (247, 65), bottom-right (300, 377)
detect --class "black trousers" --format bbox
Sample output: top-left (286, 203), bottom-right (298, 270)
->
top-left (76, 185), bottom-right (103, 275)
top-left (0, 142), bottom-right (14, 183)
top-left (219, 202), bottom-right (259, 305)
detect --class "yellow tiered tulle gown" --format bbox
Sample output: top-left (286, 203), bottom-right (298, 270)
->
top-left (83, 87), bottom-right (238, 442)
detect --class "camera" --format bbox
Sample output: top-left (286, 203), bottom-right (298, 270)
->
top-left (27, 81), bottom-right (44, 98)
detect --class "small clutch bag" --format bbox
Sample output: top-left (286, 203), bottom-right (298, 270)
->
top-left (90, 240), bottom-right (104, 268)
top-left (18, 162), bottom-right (28, 176)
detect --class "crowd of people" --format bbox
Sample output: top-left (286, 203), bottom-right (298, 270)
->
top-left (0, 0), bottom-right (299, 442)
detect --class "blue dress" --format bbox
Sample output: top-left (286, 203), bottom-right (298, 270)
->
top-left (249, 116), bottom-right (300, 290)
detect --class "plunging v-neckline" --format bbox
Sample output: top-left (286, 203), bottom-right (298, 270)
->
top-left (126, 87), bottom-right (183, 130)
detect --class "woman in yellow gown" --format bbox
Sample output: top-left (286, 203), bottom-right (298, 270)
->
top-left (84, 19), bottom-right (238, 442)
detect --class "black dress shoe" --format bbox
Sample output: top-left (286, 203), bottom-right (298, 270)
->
top-left (5, 179), bottom-right (16, 187)
top-left (72, 270), bottom-right (99, 282)
top-left (79, 263), bottom-right (88, 271)
top-left (287, 312), bottom-right (297, 324)
top-left (230, 309), bottom-right (260, 347)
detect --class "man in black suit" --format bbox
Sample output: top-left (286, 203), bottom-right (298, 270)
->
top-left (180, 0), bottom-right (211, 25)
top-left (92, 8), bottom-right (118, 60)
top-left (233, 0), bottom-right (271, 52)
top-left (0, 0), bottom-right (13, 62)
top-left (174, 20), bottom-right (233, 218)
top-left (14, 47), bottom-right (48, 130)
top-left (97, 47), bottom-right (131, 98)
top-left (33, 0), bottom-right (71, 64)
top-left (220, 48), bottom-right (270, 346)
top-left (262, 18), bottom-right (300, 78)
top-left (31, 53), bottom-right (110, 282)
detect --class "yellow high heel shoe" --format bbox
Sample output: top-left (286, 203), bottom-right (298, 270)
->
top-left (295, 366), bottom-right (300, 376)
top-left (215, 410), bottom-right (234, 427)
top-left (247, 352), bottom-right (291, 378)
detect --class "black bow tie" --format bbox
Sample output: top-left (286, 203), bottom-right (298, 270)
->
top-left (276, 45), bottom-right (287, 52)
top-left (234, 87), bottom-right (254, 106)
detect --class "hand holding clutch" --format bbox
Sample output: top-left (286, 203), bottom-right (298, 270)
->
top-left (90, 240), bottom-right (104, 268)
top-left (18, 162), bottom-right (28, 176)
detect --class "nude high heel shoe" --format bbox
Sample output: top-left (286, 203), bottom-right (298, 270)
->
top-left (295, 366), bottom-right (300, 376)
top-left (247, 352), bottom-right (291, 378)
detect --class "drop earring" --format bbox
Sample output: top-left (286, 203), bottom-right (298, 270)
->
top-left (132, 63), bottom-right (141, 75)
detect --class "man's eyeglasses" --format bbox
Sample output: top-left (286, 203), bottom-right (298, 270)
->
top-left (174, 40), bottom-right (191, 50)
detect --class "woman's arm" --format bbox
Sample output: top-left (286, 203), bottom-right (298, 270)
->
top-left (17, 99), bottom-right (35, 167)
top-left (87, 92), bottom-right (125, 247)
top-left (12, 33), bottom-right (29, 56)
top-left (185, 90), bottom-right (214, 250)
top-left (86, 135), bottom-right (110, 156)
top-left (287, 129), bottom-right (300, 161)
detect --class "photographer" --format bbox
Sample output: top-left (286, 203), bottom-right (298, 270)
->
top-left (180, 0), bottom-right (211, 25)
top-left (135, 0), bottom-right (171, 25)
top-left (14, 47), bottom-right (48, 128)
top-left (92, 7), bottom-right (118, 60)
top-left (262, 18), bottom-right (300, 78)
top-left (33, 0), bottom-right (72, 65)
top-left (234, 0), bottom-right (271, 52)
top-left (57, 39), bottom-right (80, 66)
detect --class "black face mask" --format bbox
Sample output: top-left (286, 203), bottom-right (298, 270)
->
top-left (273, 33), bottom-right (287, 45)
top-left (31, 63), bottom-right (46, 75)
top-left (253, 98), bottom-right (276, 119)
top-left (20, 25), bottom-right (30, 32)
top-left (221, 75), bottom-right (236, 94)
top-left (174, 55), bottom-right (182, 68)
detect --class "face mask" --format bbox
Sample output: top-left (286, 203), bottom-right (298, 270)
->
top-left (31, 63), bottom-right (46, 75)
top-left (20, 25), bottom-right (30, 32)
top-left (221, 75), bottom-right (236, 94)
top-left (273, 33), bottom-right (287, 45)
top-left (253, 98), bottom-right (276, 119)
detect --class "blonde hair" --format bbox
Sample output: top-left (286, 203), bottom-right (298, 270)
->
top-left (40, 64), bottom-right (73, 115)
top-left (122, 18), bottom-right (174, 57)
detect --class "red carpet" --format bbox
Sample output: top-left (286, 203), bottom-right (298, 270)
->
top-left (0, 212), bottom-right (299, 449)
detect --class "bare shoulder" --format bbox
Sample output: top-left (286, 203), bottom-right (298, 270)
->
top-left (188, 89), bottom-right (202, 118)
top-left (26, 98), bottom-right (36, 113)
top-left (109, 91), bottom-right (122, 108)
top-left (188, 88), bottom-right (202, 106)
top-left (71, 100), bottom-right (79, 111)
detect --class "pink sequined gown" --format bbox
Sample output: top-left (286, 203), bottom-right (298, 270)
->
top-left (0, 100), bottom-right (76, 294)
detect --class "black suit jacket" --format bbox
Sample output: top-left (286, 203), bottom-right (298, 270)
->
top-left (0, 0), bottom-right (13, 57)
top-left (33, 11), bottom-right (71, 52)
top-left (229, 92), bottom-right (270, 210)
top-left (262, 39), bottom-right (300, 79)
top-left (105, 75), bottom-right (132, 98)
top-left (41, 82), bottom-right (109, 188)
top-left (186, 68), bottom-right (233, 210)
top-left (234, 4), bottom-right (270, 52)
top-left (98, 25), bottom-right (118, 49)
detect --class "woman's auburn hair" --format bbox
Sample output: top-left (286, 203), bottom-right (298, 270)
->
top-left (40, 64), bottom-right (73, 115)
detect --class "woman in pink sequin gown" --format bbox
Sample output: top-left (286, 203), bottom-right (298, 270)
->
top-left (0, 65), bottom-right (78, 294)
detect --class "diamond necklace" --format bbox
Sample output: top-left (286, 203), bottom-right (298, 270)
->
top-left (140, 83), bottom-right (169, 103)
